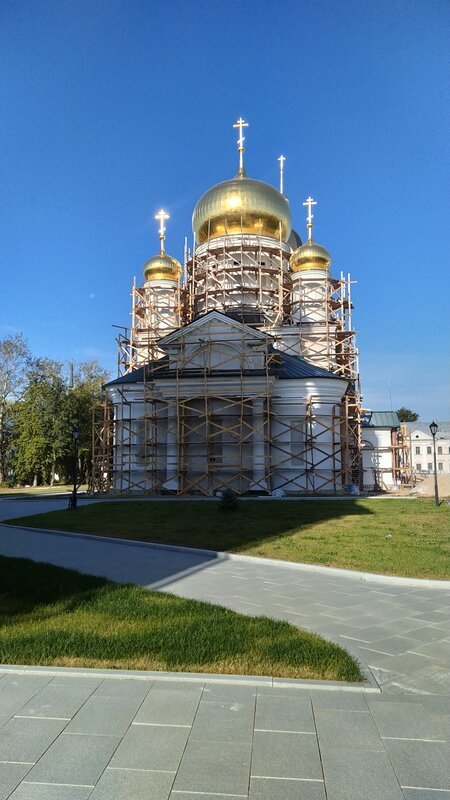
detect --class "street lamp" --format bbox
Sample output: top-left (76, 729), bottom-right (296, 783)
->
top-left (70, 425), bottom-right (80, 509)
top-left (429, 421), bottom-right (439, 507)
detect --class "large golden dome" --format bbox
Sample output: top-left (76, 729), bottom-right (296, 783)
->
top-left (143, 252), bottom-right (181, 282)
top-left (192, 171), bottom-right (292, 244)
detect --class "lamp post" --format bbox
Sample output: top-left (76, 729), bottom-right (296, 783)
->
top-left (429, 421), bottom-right (439, 507)
top-left (70, 425), bottom-right (80, 509)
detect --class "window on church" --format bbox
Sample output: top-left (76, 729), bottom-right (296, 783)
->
top-left (415, 446), bottom-right (420, 454)
top-left (416, 464), bottom-right (421, 472)
top-left (427, 463), bottom-right (432, 471)
top-left (290, 419), bottom-right (306, 467)
top-left (427, 446), bottom-right (432, 454)
top-left (438, 446), bottom-right (443, 455)
top-left (438, 462), bottom-right (443, 471)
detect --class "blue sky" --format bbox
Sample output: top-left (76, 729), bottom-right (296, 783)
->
top-left (1, 0), bottom-right (449, 418)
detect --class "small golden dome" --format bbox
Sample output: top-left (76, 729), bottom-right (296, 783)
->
top-left (290, 240), bottom-right (331, 273)
top-left (192, 173), bottom-right (292, 244)
top-left (143, 252), bottom-right (182, 282)
top-left (143, 209), bottom-right (181, 282)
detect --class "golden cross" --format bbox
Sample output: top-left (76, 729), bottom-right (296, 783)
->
top-left (155, 209), bottom-right (169, 252)
top-left (278, 155), bottom-right (285, 194)
top-left (303, 196), bottom-right (317, 241)
top-left (233, 117), bottom-right (249, 174)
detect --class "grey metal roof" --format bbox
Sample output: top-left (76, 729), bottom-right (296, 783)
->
top-left (105, 359), bottom-right (168, 387)
top-left (362, 411), bottom-right (400, 429)
top-left (404, 421), bottom-right (450, 438)
top-left (273, 352), bottom-right (343, 381)
top-left (105, 351), bottom-right (343, 388)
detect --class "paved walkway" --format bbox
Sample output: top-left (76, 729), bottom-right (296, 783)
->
top-left (0, 498), bottom-right (449, 799)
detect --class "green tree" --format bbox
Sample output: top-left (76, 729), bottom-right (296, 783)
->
top-left (12, 359), bottom-right (109, 486)
top-left (13, 364), bottom-right (66, 485)
top-left (0, 334), bottom-right (34, 483)
top-left (396, 407), bottom-right (419, 422)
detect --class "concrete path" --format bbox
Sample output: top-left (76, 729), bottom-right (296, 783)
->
top-left (0, 668), bottom-right (449, 800)
top-left (0, 498), bottom-right (449, 798)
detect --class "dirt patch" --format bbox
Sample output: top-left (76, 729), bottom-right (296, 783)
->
top-left (415, 473), bottom-right (450, 499)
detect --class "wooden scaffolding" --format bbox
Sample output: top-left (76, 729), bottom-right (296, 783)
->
top-left (92, 316), bottom-right (360, 495)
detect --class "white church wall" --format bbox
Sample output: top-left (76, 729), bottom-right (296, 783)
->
top-left (362, 428), bottom-right (397, 490)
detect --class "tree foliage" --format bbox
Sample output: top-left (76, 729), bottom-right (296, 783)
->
top-left (1, 339), bottom-right (109, 487)
top-left (396, 407), bottom-right (419, 422)
top-left (0, 334), bottom-right (34, 482)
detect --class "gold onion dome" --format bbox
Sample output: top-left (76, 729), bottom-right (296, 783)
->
top-left (193, 172), bottom-right (292, 244)
top-left (290, 196), bottom-right (331, 272)
top-left (143, 210), bottom-right (182, 282)
top-left (192, 117), bottom-right (292, 244)
top-left (290, 240), bottom-right (331, 272)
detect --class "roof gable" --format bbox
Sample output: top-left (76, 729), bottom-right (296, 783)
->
top-left (158, 310), bottom-right (270, 346)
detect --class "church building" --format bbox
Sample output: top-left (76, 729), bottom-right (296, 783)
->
top-left (93, 120), bottom-right (409, 495)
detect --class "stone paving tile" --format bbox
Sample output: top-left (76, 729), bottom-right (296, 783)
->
top-left (404, 627), bottom-right (450, 644)
top-left (134, 685), bottom-right (202, 726)
top-left (248, 776), bottom-right (326, 799)
top-left (321, 747), bottom-right (404, 800)
top-left (190, 698), bottom-right (255, 743)
top-left (0, 763), bottom-right (32, 800)
top-left (434, 718), bottom-right (450, 741)
top-left (251, 730), bottom-right (322, 780)
top-left (341, 625), bottom-right (409, 644)
top-left (65, 691), bottom-right (144, 736)
top-left (367, 698), bottom-right (444, 740)
top-left (402, 789), bottom-right (450, 800)
top-left (309, 689), bottom-right (370, 712)
top-left (9, 783), bottom-right (92, 799)
top-left (255, 693), bottom-right (314, 732)
top-left (94, 678), bottom-right (152, 700)
top-left (173, 739), bottom-right (252, 796)
top-left (390, 665), bottom-right (450, 695)
top-left (0, 717), bottom-right (67, 763)
top-left (89, 767), bottom-right (174, 799)
top-left (202, 683), bottom-right (256, 703)
top-left (384, 739), bottom-right (450, 791)
top-left (360, 635), bottom-right (426, 656)
top-left (17, 677), bottom-right (101, 719)
top-left (411, 611), bottom-right (450, 623)
top-left (410, 640), bottom-right (450, 661)
top-left (25, 732), bottom-right (121, 786)
top-left (0, 675), bottom-right (53, 718)
top-left (171, 794), bottom-right (247, 800)
top-left (420, 695), bottom-right (450, 717)
top-left (110, 725), bottom-right (190, 772)
top-left (314, 707), bottom-right (384, 752)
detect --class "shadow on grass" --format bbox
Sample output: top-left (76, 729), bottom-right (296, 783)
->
top-left (5, 498), bottom-right (375, 551)
top-left (0, 555), bottom-right (362, 680)
top-left (0, 499), bottom-right (378, 595)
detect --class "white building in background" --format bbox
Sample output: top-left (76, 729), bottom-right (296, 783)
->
top-left (405, 422), bottom-right (450, 476)
top-left (93, 119), bottom-right (411, 496)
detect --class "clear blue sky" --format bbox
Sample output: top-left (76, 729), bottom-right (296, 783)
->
top-left (1, 0), bottom-right (449, 418)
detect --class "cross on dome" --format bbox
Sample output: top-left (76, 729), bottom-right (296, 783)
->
top-left (233, 117), bottom-right (249, 176)
top-left (303, 196), bottom-right (317, 241)
top-left (278, 155), bottom-right (286, 194)
top-left (155, 209), bottom-right (169, 252)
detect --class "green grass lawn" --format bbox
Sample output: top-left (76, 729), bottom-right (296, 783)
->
top-left (0, 485), bottom-right (87, 498)
top-left (7, 497), bottom-right (449, 579)
top-left (0, 556), bottom-right (362, 681)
